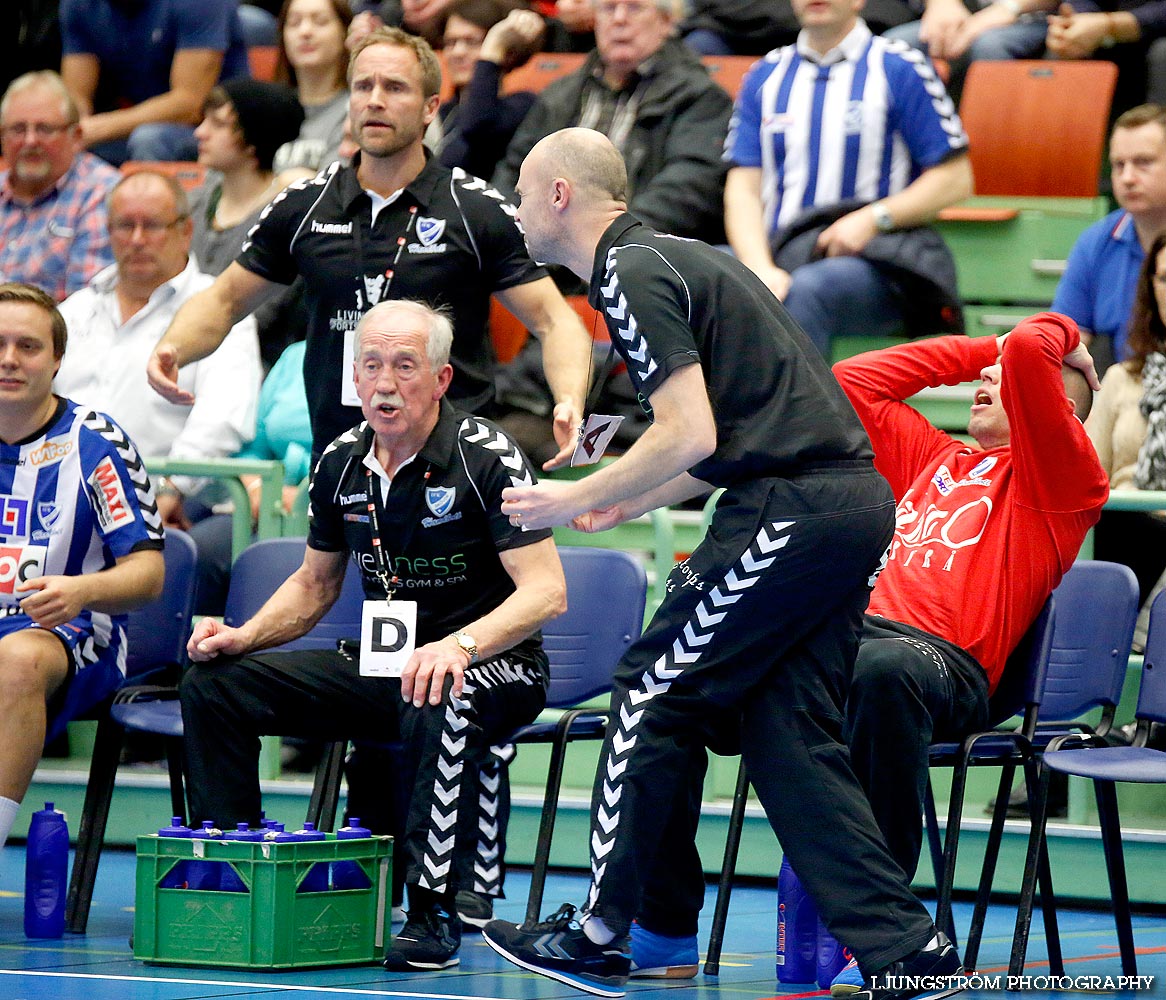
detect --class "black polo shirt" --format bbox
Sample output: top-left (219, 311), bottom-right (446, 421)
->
top-left (308, 400), bottom-right (552, 646)
top-left (238, 154), bottom-right (546, 450)
top-left (588, 214), bottom-right (875, 485)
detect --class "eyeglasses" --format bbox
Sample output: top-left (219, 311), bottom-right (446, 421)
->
top-left (109, 216), bottom-right (189, 238)
top-left (0, 122), bottom-right (72, 141)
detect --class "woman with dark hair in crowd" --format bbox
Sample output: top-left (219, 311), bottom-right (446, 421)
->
top-left (1088, 229), bottom-right (1166, 627)
top-left (272, 0), bottom-right (354, 172)
top-left (435, 0), bottom-right (544, 178)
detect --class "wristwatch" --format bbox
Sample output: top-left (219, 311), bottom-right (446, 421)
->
top-left (452, 632), bottom-right (478, 663)
top-left (871, 202), bottom-right (895, 234)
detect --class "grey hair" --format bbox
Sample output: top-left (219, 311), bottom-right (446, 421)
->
top-left (591, 0), bottom-right (685, 17)
top-left (0, 70), bottom-right (79, 126)
top-left (353, 299), bottom-right (454, 371)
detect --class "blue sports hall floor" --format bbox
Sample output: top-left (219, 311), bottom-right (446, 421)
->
top-left (1, 846), bottom-right (1164, 1000)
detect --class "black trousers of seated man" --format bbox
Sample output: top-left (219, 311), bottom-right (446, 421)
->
top-left (580, 469), bottom-right (940, 974)
top-left (637, 613), bottom-right (991, 943)
top-left (181, 644), bottom-right (547, 905)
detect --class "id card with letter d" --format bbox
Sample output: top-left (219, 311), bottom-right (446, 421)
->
top-left (359, 599), bottom-right (417, 677)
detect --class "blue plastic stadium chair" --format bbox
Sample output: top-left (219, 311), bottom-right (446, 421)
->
top-left (306, 545), bottom-right (648, 922)
top-left (932, 560), bottom-right (1139, 974)
top-left (1011, 586), bottom-right (1166, 978)
top-left (65, 529), bottom-right (198, 934)
top-left (65, 535), bottom-right (364, 934)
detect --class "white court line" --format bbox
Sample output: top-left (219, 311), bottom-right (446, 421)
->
top-left (0, 968), bottom-right (513, 999)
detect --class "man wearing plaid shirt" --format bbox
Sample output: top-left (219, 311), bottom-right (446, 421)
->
top-left (0, 71), bottom-right (119, 302)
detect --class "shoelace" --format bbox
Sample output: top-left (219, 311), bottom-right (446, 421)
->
top-left (524, 902), bottom-right (579, 932)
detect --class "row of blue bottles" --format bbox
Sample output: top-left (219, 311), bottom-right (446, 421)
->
top-left (25, 803), bottom-right (68, 939)
top-left (775, 856), bottom-right (849, 988)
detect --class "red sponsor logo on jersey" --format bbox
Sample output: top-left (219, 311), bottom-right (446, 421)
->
top-left (88, 457), bottom-right (132, 530)
top-left (0, 545), bottom-right (46, 596)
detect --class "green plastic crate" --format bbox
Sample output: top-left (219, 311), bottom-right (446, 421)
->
top-left (134, 833), bottom-right (392, 969)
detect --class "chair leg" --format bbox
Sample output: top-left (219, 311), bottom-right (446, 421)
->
top-left (963, 763), bottom-right (1015, 970)
top-left (1009, 762), bottom-right (1053, 978)
top-left (525, 712), bottom-right (581, 926)
top-left (1025, 759), bottom-right (1063, 977)
top-left (164, 735), bottom-right (187, 824)
top-left (307, 741), bottom-right (347, 832)
top-left (704, 758), bottom-right (749, 976)
top-left (65, 714), bottom-right (125, 934)
top-left (936, 751), bottom-right (974, 946)
top-left (1094, 779), bottom-right (1137, 976)
top-left (924, 776), bottom-right (958, 950)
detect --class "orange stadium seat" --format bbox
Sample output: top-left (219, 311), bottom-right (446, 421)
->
top-left (701, 54), bottom-right (757, 100)
top-left (248, 45), bottom-right (280, 82)
top-left (502, 52), bottom-right (586, 95)
top-left (956, 60), bottom-right (1117, 198)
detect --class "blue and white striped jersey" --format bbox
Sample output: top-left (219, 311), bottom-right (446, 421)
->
top-left (724, 20), bottom-right (967, 236)
top-left (0, 398), bottom-right (163, 610)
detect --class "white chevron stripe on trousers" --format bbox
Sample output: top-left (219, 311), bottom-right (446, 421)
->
top-left (585, 519), bottom-right (794, 911)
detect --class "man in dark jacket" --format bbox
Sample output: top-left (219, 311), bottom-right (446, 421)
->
top-left (493, 0), bottom-right (732, 245)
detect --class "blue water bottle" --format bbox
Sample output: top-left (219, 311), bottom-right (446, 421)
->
top-left (157, 817), bottom-right (194, 889)
top-left (291, 821), bottom-right (329, 892)
top-left (24, 802), bottom-right (68, 938)
top-left (188, 820), bottom-right (226, 891)
top-left (333, 816), bottom-right (372, 889)
top-left (816, 914), bottom-right (850, 988)
top-left (776, 856), bottom-right (818, 984)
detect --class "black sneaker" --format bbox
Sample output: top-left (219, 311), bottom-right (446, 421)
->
top-left (383, 907), bottom-right (461, 971)
top-left (456, 889), bottom-right (494, 930)
top-left (853, 932), bottom-right (965, 1000)
top-left (483, 904), bottom-right (631, 997)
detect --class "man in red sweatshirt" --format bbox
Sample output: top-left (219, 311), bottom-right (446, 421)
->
top-left (824, 312), bottom-right (1109, 993)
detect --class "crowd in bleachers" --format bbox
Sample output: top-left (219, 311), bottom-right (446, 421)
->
top-left (5, 0), bottom-right (1166, 987)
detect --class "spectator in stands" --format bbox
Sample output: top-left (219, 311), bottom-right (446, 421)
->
top-left (1087, 231), bottom-right (1166, 619)
top-left (191, 80), bottom-right (305, 278)
top-left (0, 71), bottom-right (120, 302)
top-left (0, 1), bottom-right (61, 97)
top-left (438, 2), bottom-right (544, 179)
top-left (1047, 1), bottom-right (1166, 116)
top-left (0, 282), bottom-right (164, 856)
top-left (54, 171), bottom-right (261, 536)
top-left (495, 0), bottom-right (734, 244)
top-left (191, 79), bottom-right (309, 370)
top-left (883, 0), bottom-right (1056, 102)
top-left (682, 0), bottom-right (917, 55)
top-left (272, 0), bottom-right (355, 174)
top-left (1053, 104), bottom-right (1166, 373)
top-left (723, 0), bottom-right (973, 358)
top-left (59, 0), bottom-right (251, 165)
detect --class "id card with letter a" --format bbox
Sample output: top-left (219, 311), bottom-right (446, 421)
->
top-left (359, 599), bottom-right (417, 677)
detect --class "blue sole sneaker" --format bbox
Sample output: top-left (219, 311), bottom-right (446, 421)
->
top-left (483, 904), bottom-right (630, 998)
top-left (852, 931), bottom-right (965, 1000)
top-left (831, 956), bottom-right (864, 996)
top-left (629, 922), bottom-right (699, 979)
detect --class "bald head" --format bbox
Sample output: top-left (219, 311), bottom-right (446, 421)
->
top-left (515, 127), bottom-right (629, 276)
top-left (528, 128), bottom-right (628, 204)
